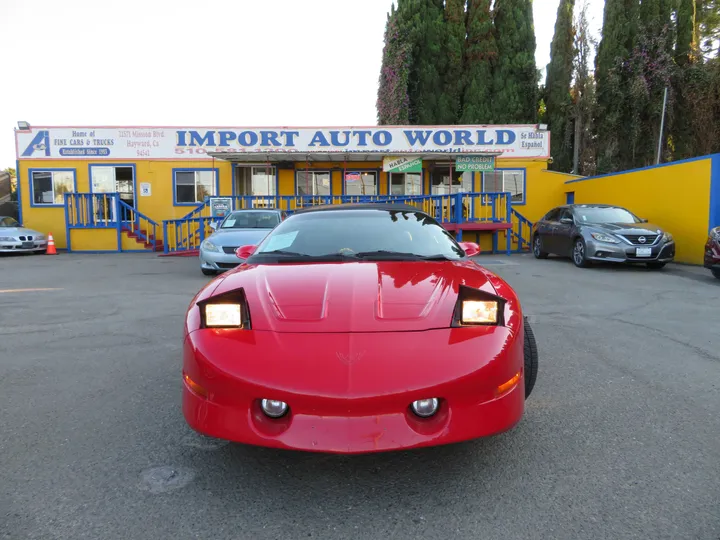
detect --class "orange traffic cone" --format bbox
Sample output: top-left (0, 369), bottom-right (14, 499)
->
top-left (46, 233), bottom-right (57, 255)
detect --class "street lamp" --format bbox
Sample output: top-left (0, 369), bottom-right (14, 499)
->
top-left (17, 121), bottom-right (30, 130)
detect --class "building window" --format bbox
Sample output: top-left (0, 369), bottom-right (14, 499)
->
top-left (430, 167), bottom-right (472, 195)
top-left (482, 170), bottom-right (525, 202)
top-left (390, 172), bottom-right (422, 196)
top-left (344, 171), bottom-right (377, 196)
top-left (31, 170), bottom-right (75, 205)
top-left (175, 170), bottom-right (216, 204)
top-left (235, 166), bottom-right (276, 196)
top-left (297, 171), bottom-right (331, 196)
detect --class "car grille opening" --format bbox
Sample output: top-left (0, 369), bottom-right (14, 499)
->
top-left (18, 236), bottom-right (33, 241)
top-left (621, 234), bottom-right (659, 245)
top-left (222, 246), bottom-right (239, 254)
top-left (217, 262), bottom-right (239, 269)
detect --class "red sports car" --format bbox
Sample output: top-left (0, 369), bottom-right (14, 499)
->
top-left (704, 226), bottom-right (720, 280)
top-left (182, 203), bottom-right (539, 454)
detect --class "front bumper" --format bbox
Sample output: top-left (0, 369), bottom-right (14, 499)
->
top-left (182, 327), bottom-right (525, 454)
top-left (199, 247), bottom-right (244, 271)
top-left (585, 238), bottom-right (675, 264)
top-left (0, 240), bottom-right (48, 253)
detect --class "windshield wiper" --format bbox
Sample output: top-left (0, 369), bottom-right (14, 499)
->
top-left (252, 250), bottom-right (357, 260)
top-left (353, 250), bottom-right (452, 261)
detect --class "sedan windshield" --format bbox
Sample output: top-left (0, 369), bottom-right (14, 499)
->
top-left (250, 208), bottom-right (465, 262)
top-left (0, 217), bottom-right (20, 227)
top-left (220, 211), bottom-right (280, 229)
top-left (575, 207), bottom-right (641, 224)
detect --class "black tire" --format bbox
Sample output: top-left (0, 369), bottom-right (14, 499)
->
top-left (572, 237), bottom-right (591, 268)
top-left (712, 269), bottom-right (720, 280)
top-left (532, 234), bottom-right (549, 259)
top-left (35, 249), bottom-right (47, 255)
top-left (647, 262), bottom-right (666, 270)
top-left (523, 317), bottom-right (539, 399)
top-left (201, 268), bottom-right (217, 276)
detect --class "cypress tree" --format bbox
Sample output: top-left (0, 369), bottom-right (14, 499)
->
top-left (437, 0), bottom-right (466, 124)
top-left (697, 0), bottom-right (720, 57)
top-left (460, 0), bottom-right (497, 123)
top-left (377, 3), bottom-right (412, 125)
top-left (544, 0), bottom-right (576, 173)
top-left (674, 0), bottom-right (700, 159)
top-left (677, 0), bottom-right (698, 64)
top-left (594, 0), bottom-right (640, 172)
top-left (399, 0), bottom-right (447, 124)
top-left (491, 0), bottom-right (539, 123)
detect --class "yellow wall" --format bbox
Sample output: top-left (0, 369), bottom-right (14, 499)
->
top-left (69, 228), bottom-right (118, 251)
top-left (566, 157), bottom-right (713, 264)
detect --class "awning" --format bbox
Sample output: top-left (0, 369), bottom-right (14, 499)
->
top-left (206, 151), bottom-right (503, 164)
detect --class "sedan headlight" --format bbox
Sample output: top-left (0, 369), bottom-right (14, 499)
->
top-left (462, 300), bottom-right (499, 324)
top-left (0, 236), bottom-right (16, 242)
top-left (590, 232), bottom-right (620, 244)
top-left (662, 232), bottom-right (673, 242)
top-left (201, 240), bottom-right (220, 253)
top-left (35, 235), bottom-right (46, 241)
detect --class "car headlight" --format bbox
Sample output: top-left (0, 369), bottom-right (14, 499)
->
top-left (461, 300), bottom-right (499, 324)
top-left (663, 232), bottom-right (673, 242)
top-left (205, 304), bottom-right (242, 327)
top-left (197, 288), bottom-right (251, 329)
top-left (452, 285), bottom-right (506, 327)
top-left (201, 240), bottom-right (220, 253)
top-left (36, 235), bottom-right (46, 241)
top-left (590, 232), bottom-right (620, 244)
top-left (0, 236), bottom-right (16, 242)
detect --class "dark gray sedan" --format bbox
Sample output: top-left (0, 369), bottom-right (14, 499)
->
top-left (531, 204), bottom-right (675, 269)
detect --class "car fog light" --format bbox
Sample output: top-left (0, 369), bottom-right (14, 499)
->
top-left (261, 399), bottom-right (289, 418)
top-left (411, 398), bottom-right (439, 418)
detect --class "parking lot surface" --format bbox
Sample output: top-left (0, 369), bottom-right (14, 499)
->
top-left (1, 252), bottom-right (719, 540)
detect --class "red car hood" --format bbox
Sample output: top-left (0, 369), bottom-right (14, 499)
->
top-left (209, 260), bottom-right (500, 333)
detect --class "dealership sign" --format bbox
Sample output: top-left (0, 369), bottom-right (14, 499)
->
top-left (455, 155), bottom-right (495, 172)
top-left (383, 156), bottom-right (423, 173)
top-left (16, 126), bottom-right (549, 160)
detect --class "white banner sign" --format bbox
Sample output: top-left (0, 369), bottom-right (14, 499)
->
top-left (16, 125), bottom-right (550, 160)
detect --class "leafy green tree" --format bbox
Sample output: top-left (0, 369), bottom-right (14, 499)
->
top-left (437, 0), bottom-right (466, 124)
top-left (460, 0), bottom-right (497, 123)
top-left (571, 0), bottom-right (598, 175)
top-left (545, 0), bottom-right (576, 172)
top-left (491, 0), bottom-right (539, 123)
top-left (697, 0), bottom-right (720, 57)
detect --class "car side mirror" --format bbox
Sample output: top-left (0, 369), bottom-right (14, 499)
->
top-left (209, 221), bottom-right (218, 231)
top-left (235, 244), bottom-right (257, 259)
top-left (640, 218), bottom-right (648, 223)
top-left (459, 241), bottom-right (481, 257)
top-left (560, 217), bottom-right (574, 225)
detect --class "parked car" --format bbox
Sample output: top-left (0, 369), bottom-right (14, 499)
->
top-left (532, 204), bottom-right (675, 269)
top-left (0, 216), bottom-right (48, 254)
top-left (704, 226), bottom-right (720, 279)
top-left (199, 209), bottom-right (286, 276)
top-left (182, 203), bottom-right (539, 454)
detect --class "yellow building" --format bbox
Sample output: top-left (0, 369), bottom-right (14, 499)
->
top-left (15, 124), bottom-right (573, 255)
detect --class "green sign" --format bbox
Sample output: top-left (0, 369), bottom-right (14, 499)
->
top-left (455, 155), bottom-right (495, 172)
top-left (383, 156), bottom-right (423, 173)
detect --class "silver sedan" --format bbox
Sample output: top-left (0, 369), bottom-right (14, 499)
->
top-left (0, 216), bottom-right (48, 254)
top-left (199, 209), bottom-right (285, 275)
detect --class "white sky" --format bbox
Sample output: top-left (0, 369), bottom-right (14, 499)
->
top-left (0, 0), bottom-right (605, 168)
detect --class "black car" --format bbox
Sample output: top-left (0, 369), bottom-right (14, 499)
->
top-left (531, 204), bottom-right (676, 269)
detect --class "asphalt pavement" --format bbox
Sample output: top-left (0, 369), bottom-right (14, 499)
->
top-left (1, 251), bottom-right (719, 540)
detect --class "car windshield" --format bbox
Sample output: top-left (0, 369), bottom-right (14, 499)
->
top-left (575, 207), bottom-right (641, 224)
top-left (250, 208), bottom-right (465, 262)
top-left (0, 217), bottom-right (20, 227)
top-left (220, 211), bottom-right (280, 229)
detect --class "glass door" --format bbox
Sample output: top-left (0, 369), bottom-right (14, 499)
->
top-left (90, 166), bottom-right (117, 223)
top-left (91, 166), bottom-right (136, 222)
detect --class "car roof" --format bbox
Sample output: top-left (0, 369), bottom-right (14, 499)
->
top-left (226, 208), bottom-right (282, 214)
top-left (293, 203), bottom-right (427, 215)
